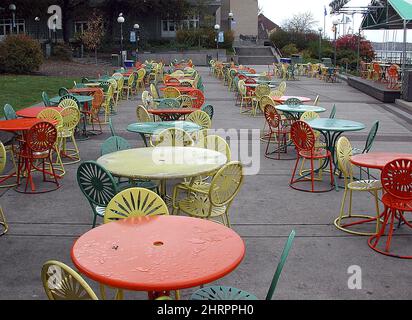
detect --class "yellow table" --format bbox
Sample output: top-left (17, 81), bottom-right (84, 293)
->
top-left (97, 147), bottom-right (227, 197)
top-left (84, 83), bottom-right (101, 87)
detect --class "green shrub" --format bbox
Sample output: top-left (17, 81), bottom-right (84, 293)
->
top-left (281, 43), bottom-right (298, 56)
top-left (0, 34), bottom-right (43, 74)
top-left (51, 44), bottom-right (72, 61)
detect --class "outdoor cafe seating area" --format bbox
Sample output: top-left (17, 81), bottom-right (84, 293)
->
top-left (0, 57), bottom-right (411, 301)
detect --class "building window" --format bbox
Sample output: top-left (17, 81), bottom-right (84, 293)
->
top-left (0, 19), bottom-right (25, 40)
top-left (74, 21), bottom-right (88, 34)
top-left (161, 15), bottom-right (199, 37)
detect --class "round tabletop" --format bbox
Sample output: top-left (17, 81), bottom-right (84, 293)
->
top-left (239, 73), bottom-right (261, 78)
top-left (307, 118), bottom-right (366, 132)
top-left (50, 95), bottom-right (93, 105)
top-left (16, 106), bottom-right (63, 118)
top-left (127, 121), bottom-right (201, 135)
top-left (276, 104), bottom-right (326, 114)
top-left (148, 108), bottom-right (197, 116)
top-left (272, 96), bottom-right (312, 103)
top-left (84, 83), bottom-right (101, 87)
top-left (69, 88), bottom-right (102, 94)
top-left (160, 87), bottom-right (197, 93)
top-left (0, 118), bottom-right (52, 131)
top-left (351, 152), bottom-right (412, 170)
top-left (245, 83), bottom-right (278, 88)
top-left (97, 146), bottom-right (227, 180)
top-left (71, 216), bottom-right (245, 292)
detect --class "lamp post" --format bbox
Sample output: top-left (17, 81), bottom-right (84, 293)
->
top-left (9, 4), bottom-right (16, 34)
top-left (134, 23), bottom-right (140, 62)
top-left (35, 16), bottom-right (40, 40)
top-left (356, 28), bottom-right (363, 73)
top-left (318, 27), bottom-right (323, 63)
top-left (117, 13), bottom-right (125, 67)
top-left (214, 24), bottom-right (220, 61)
top-left (228, 12), bottom-right (234, 31)
top-left (333, 19), bottom-right (340, 67)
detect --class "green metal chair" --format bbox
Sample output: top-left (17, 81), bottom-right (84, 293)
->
top-left (190, 230), bottom-right (296, 300)
top-left (77, 161), bottom-right (119, 228)
top-left (158, 98), bottom-right (180, 109)
top-left (59, 87), bottom-right (70, 97)
top-left (329, 104), bottom-right (337, 119)
top-left (81, 77), bottom-right (90, 84)
top-left (109, 118), bottom-right (117, 137)
top-left (3, 104), bottom-right (17, 120)
top-left (201, 105), bottom-right (214, 120)
top-left (42, 92), bottom-right (52, 107)
top-left (100, 136), bottom-right (131, 156)
top-left (284, 98), bottom-right (301, 106)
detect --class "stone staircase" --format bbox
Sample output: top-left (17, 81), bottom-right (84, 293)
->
top-left (234, 46), bottom-right (279, 65)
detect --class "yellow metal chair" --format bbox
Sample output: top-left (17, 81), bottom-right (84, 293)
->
top-left (172, 161), bottom-right (243, 227)
top-left (58, 97), bottom-right (79, 109)
top-left (163, 87), bottom-right (180, 99)
top-left (142, 90), bottom-right (154, 109)
top-left (238, 80), bottom-right (253, 114)
top-left (335, 137), bottom-right (382, 235)
top-left (177, 95), bottom-right (193, 108)
top-left (252, 84), bottom-right (271, 117)
top-left (186, 110), bottom-right (211, 129)
top-left (0, 140), bottom-right (18, 188)
top-left (0, 147), bottom-right (8, 234)
top-left (136, 105), bottom-right (153, 123)
top-left (151, 128), bottom-right (194, 147)
top-left (150, 83), bottom-right (159, 99)
top-left (107, 78), bottom-right (119, 110)
top-left (259, 95), bottom-right (277, 142)
top-left (58, 106), bottom-right (81, 165)
top-left (41, 260), bottom-right (99, 300)
top-left (104, 187), bottom-right (169, 223)
top-left (135, 68), bottom-right (146, 92)
top-left (37, 109), bottom-right (65, 177)
top-left (102, 84), bottom-right (114, 124)
top-left (123, 74), bottom-right (136, 100)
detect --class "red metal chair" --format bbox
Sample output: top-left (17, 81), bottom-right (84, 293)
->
top-left (188, 89), bottom-right (205, 109)
top-left (386, 65), bottom-right (400, 89)
top-left (368, 159), bottom-right (412, 258)
top-left (264, 105), bottom-right (294, 160)
top-left (289, 121), bottom-right (335, 193)
top-left (16, 121), bottom-right (59, 193)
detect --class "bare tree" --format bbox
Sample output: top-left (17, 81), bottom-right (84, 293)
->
top-left (82, 10), bottom-right (105, 64)
top-left (282, 11), bottom-right (318, 33)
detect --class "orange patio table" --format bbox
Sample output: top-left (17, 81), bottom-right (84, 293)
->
top-left (272, 96), bottom-right (312, 104)
top-left (71, 215), bottom-right (245, 299)
top-left (160, 86), bottom-right (197, 94)
top-left (351, 152), bottom-right (412, 170)
top-left (16, 106), bottom-right (63, 118)
top-left (148, 108), bottom-right (197, 121)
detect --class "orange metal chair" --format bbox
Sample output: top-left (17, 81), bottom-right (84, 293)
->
top-left (368, 159), bottom-right (412, 258)
top-left (289, 121), bottom-right (335, 193)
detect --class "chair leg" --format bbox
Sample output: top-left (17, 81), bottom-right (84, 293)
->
top-left (0, 206), bottom-right (8, 236)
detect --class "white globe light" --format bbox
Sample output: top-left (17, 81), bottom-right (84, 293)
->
top-left (214, 24), bottom-right (220, 30)
top-left (333, 19), bottom-right (340, 25)
top-left (134, 24), bottom-right (140, 29)
top-left (318, 27), bottom-right (323, 32)
top-left (117, 16), bottom-right (125, 23)
top-left (9, 4), bottom-right (16, 11)
top-left (228, 12), bottom-right (234, 18)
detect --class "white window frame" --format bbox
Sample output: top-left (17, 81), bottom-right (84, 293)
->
top-left (74, 21), bottom-right (88, 34)
top-left (161, 15), bottom-right (199, 38)
top-left (0, 19), bottom-right (25, 40)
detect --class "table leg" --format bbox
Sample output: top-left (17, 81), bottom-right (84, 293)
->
top-left (139, 133), bottom-right (149, 147)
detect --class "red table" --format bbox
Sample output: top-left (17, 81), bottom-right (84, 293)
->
top-left (148, 108), bottom-right (197, 121)
top-left (160, 87), bottom-right (197, 94)
top-left (0, 118), bottom-right (50, 131)
top-left (351, 152), bottom-right (412, 170)
top-left (16, 107), bottom-right (63, 118)
top-left (272, 96), bottom-right (312, 103)
top-left (69, 88), bottom-right (102, 95)
top-left (71, 216), bottom-right (245, 297)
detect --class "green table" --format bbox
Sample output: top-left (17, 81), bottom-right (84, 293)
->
top-left (49, 95), bottom-right (93, 108)
top-left (127, 121), bottom-right (201, 146)
top-left (276, 105), bottom-right (326, 120)
top-left (307, 118), bottom-right (366, 189)
top-left (245, 83), bottom-right (278, 88)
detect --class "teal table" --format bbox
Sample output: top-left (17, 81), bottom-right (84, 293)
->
top-left (276, 105), bottom-right (326, 120)
top-left (50, 95), bottom-right (93, 108)
top-left (307, 118), bottom-right (366, 189)
top-left (239, 73), bottom-right (262, 78)
top-left (245, 83), bottom-right (278, 88)
top-left (127, 121), bottom-right (201, 146)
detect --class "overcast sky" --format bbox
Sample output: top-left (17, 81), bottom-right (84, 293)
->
top-left (258, 0), bottom-right (412, 43)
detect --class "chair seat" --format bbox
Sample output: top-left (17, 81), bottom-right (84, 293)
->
top-left (18, 150), bottom-right (50, 159)
top-left (269, 127), bottom-right (290, 135)
top-left (58, 130), bottom-right (74, 139)
top-left (299, 148), bottom-right (330, 159)
top-left (178, 194), bottom-right (226, 219)
top-left (348, 179), bottom-right (382, 191)
top-left (95, 206), bottom-right (105, 217)
top-left (179, 180), bottom-right (211, 192)
top-left (191, 286), bottom-right (258, 300)
top-left (352, 147), bottom-right (363, 155)
top-left (382, 193), bottom-right (412, 212)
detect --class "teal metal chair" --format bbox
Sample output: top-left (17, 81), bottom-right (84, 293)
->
top-left (77, 161), bottom-right (119, 228)
top-left (81, 77), bottom-right (90, 84)
top-left (201, 105), bottom-right (214, 120)
top-left (59, 87), bottom-right (70, 97)
top-left (329, 104), bottom-right (337, 119)
top-left (109, 118), bottom-right (117, 137)
top-left (190, 230), bottom-right (296, 300)
top-left (42, 92), bottom-right (51, 107)
top-left (158, 98), bottom-right (180, 109)
top-left (3, 104), bottom-right (17, 120)
top-left (101, 136), bottom-right (131, 156)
